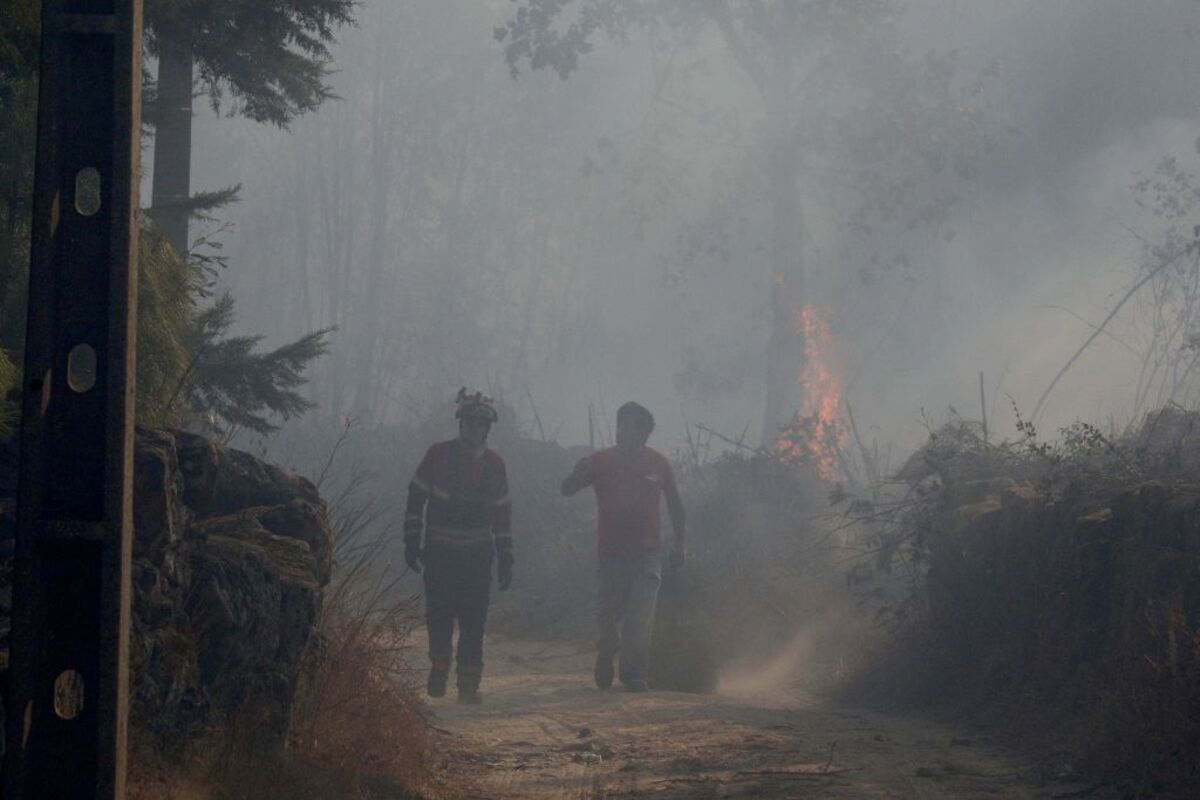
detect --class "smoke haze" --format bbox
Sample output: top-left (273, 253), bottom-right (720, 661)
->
top-left (176, 0), bottom-right (1200, 456)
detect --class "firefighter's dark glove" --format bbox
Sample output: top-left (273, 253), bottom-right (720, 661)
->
top-left (404, 539), bottom-right (423, 574)
top-left (497, 554), bottom-right (513, 591)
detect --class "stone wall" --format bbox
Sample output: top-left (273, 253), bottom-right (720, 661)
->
top-left (0, 428), bottom-right (332, 756)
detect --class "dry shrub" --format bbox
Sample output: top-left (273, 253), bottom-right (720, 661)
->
top-left (263, 434), bottom-right (433, 799)
top-left (842, 411), bottom-right (1200, 797)
top-left (281, 558), bottom-right (431, 797)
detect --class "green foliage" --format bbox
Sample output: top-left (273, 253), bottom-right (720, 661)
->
top-left (497, 0), bottom-right (894, 82)
top-left (180, 294), bottom-right (331, 436)
top-left (0, 6), bottom-right (331, 439)
top-left (145, 0), bottom-right (357, 127)
top-left (496, 0), bottom-right (650, 79)
top-left (182, 185), bottom-right (242, 222)
top-left (832, 406), bottom-right (1178, 640)
top-left (135, 225), bottom-right (332, 436)
top-left (137, 230), bottom-right (195, 425)
top-left (0, 347), bottom-right (18, 439)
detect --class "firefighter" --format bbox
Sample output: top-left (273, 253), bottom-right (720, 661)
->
top-left (404, 388), bottom-right (513, 704)
top-left (561, 401), bottom-right (686, 692)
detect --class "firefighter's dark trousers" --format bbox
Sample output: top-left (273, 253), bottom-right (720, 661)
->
top-left (423, 547), bottom-right (493, 691)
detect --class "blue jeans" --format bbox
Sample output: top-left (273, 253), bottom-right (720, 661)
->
top-left (597, 551), bottom-right (662, 685)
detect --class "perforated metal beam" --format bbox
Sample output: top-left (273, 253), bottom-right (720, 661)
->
top-left (5, 0), bottom-right (142, 796)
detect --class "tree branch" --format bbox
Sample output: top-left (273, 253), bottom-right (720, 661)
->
top-left (1031, 243), bottom-right (1198, 426)
top-left (704, 0), bottom-right (770, 97)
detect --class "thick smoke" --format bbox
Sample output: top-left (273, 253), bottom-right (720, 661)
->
top-left (183, 0), bottom-right (1200, 456)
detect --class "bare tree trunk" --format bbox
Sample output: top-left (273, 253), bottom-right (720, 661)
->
top-left (151, 39), bottom-right (193, 254)
top-left (761, 140), bottom-right (805, 442)
top-left (314, 116), bottom-right (358, 416)
top-left (294, 166), bottom-right (316, 334)
top-left (709, 4), bottom-right (806, 444)
top-left (509, 225), bottom-right (549, 393)
top-left (432, 82), bottom-right (481, 380)
top-left (760, 71), bottom-right (805, 443)
top-left (352, 64), bottom-right (395, 416)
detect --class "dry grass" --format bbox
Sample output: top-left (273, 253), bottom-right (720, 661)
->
top-left (278, 572), bottom-right (432, 798)
top-left (253, 425), bottom-right (435, 799)
top-left (131, 583), bottom-right (434, 800)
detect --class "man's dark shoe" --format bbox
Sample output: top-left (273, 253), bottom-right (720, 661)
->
top-left (623, 679), bottom-right (649, 693)
top-left (594, 652), bottom-right (615, 690)
top-left (457, 688), bottom-right (483, 705)
top-left (426, 669), bottom-right (448, 698)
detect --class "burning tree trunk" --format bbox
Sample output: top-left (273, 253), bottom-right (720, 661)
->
top-left (756, 27), bottom-right (848, 472)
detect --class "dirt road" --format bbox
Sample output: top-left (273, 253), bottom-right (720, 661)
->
top-left (427, 637), bottom-right (1092, 799)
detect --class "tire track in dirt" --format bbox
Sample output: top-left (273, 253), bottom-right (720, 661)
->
top-left (429, 637), bottom-right (1102, 799)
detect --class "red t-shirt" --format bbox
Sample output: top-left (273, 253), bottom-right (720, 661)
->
top-left (569, 446), bottom-right (679, 557)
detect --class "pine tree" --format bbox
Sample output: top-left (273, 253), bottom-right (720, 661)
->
top-left (0, 4), bottom-right (336, 439)
top-left (136, 217), bottom-right (332, 437)
top-left (177, 293), bottom-right (331, 436)
top-left (145, 0), bottom-right (357, 252)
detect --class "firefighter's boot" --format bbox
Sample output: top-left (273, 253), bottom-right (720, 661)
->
top-left (427, 667), bottom-right (449, 698)
top-left (457, 664), bottom-right (483, 704)
top-left (594, 651), bottom-right (615, 690)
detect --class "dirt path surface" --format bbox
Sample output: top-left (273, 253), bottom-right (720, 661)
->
top-left (428, 637), bottom-right (1091, 799)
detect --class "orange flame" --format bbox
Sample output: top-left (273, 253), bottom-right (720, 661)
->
top-left (771, 304), bottom-right (847, 481)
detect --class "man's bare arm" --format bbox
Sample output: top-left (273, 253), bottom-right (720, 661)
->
top-left (560, 456), bottom-right (595, 496)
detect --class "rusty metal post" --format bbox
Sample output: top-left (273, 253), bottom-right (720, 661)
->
top-left (4, 0), bottom-right (142, 796)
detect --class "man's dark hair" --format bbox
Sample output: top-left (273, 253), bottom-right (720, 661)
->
top-left (617, 401), bottom-right (655, 435)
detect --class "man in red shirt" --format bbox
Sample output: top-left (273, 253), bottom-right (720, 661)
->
top-left (404, 389), bottom-right (513, 704)
top-left (561, 401), bottom-right (686, 691)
